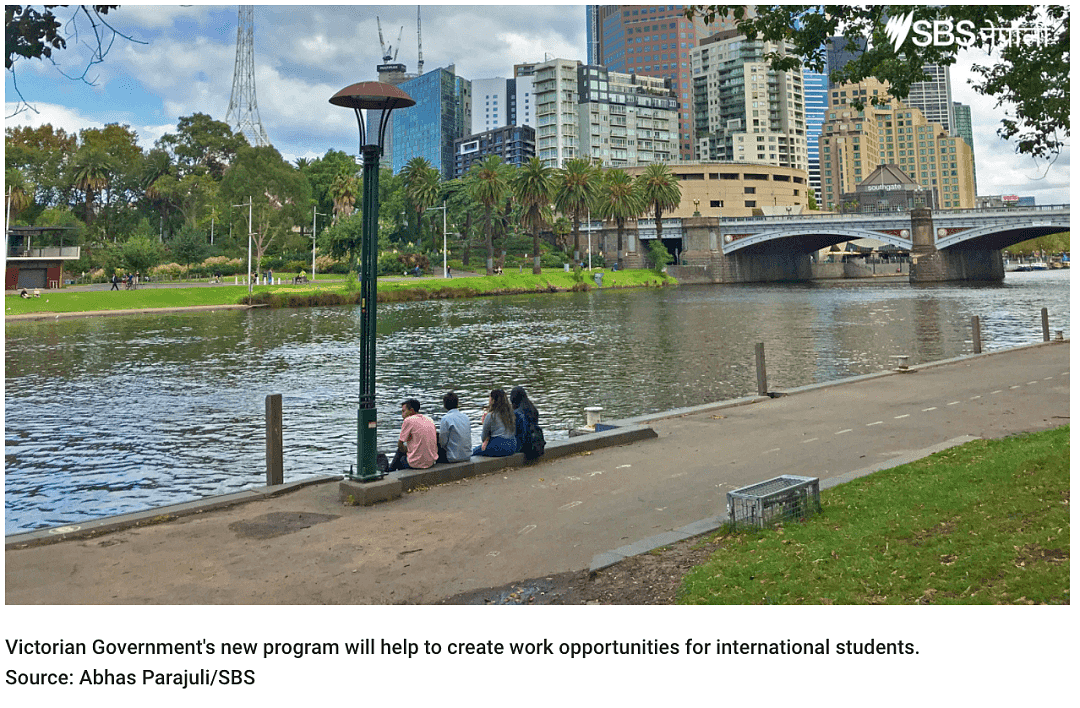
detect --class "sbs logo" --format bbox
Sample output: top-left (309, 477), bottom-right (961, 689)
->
top-left (884, 12), bottom-right (978, 49)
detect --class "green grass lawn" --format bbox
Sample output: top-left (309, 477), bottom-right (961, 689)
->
top-left (6, 269), bottom-right (675, 315)
top-left (680, 426), bottom-right (1070, 605)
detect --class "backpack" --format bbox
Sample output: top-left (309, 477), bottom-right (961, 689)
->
top-left (515, 409), bottom-right (546, 460)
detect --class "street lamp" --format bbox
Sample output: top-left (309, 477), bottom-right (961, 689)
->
top-left (585, 209), bottom-right (593, 270)
top-left (425, 200), bottom-right (448, 278)
top-left (231, 197), bottom-right (253, 295)
top-left (311, 206), bottom-right (327, 281)
top-left (330, 81), bottom-right (415, 482)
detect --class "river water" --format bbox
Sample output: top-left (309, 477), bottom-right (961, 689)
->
top-left (4, 270), bottom-right (1069, 533)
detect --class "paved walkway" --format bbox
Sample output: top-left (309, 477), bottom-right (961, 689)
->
top-left (5, 342), bottom-right (1069, 604)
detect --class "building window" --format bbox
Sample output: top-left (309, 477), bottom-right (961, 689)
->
top-left (745, 200), bottom-right (756, 208)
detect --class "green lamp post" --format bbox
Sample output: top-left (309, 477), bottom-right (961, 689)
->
top-left (329, 82), bottom-right (415, 481)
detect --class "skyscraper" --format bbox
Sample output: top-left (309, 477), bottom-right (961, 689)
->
top-left (952, 101), bottom-right (976, 192)
top-left (825, 35), bottom-right (867, 88)
top-left (691, 30), bottom-right (807, 174)
top-left (391, 66), bottom-right (471, 179)
top-left (905, 64), bottom-right (954, 134)
top-left (593, 5), bottom-right (745, 160)
top-left (803, 68), bottom-right (828, 205)
top-left (533, 58), bottom-right (581, 168)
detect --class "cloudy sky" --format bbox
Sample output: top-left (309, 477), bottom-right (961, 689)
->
top-left (4, 3), bottom-right (1069, 203)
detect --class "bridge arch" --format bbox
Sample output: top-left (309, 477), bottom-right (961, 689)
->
top-left (723, 227), bottom-right (912, 255)
top-left (935, 220), bottom-right (1070, 250)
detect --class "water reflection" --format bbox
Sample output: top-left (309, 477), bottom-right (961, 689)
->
top-left (5, 270), bottom-right (1068, 533)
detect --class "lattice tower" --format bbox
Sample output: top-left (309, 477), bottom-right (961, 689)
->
top-left (226, 5), bottom-right (269, 147)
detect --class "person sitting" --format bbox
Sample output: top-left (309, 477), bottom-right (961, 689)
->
top-left (472, 388), bottom-right (518, 457)
top-left (511, 385), bottom-right (545, 460)
top-left (436, 391), bottom-right (472, 464)
top-left (389, 398), bottom-right (438, 471)
top-left (19, 289), bottom-right (30, 299)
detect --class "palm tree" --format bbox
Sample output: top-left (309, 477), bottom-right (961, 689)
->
top-left (512, 157), bottom-right (555, 274)
top-left (595, 169), bottom-right (644, 270)
top-left (329, 169), bottom-right (359, 224)
top-left (402, 157), bottom-right (441, 251)
top-left (466, 155), bottom-right (510, 275)
top-left (636, 162), bottom-right (681, 262)
top-left (5, 168), bottom-right (33, 223)
top-left (553, 158), bottom-right (600, 262)
top-left (70, 146), bottom-right (112, 227)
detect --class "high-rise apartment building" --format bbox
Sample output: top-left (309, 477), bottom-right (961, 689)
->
top-left (951, 101), bottom-right (976, 193)
top-left (905, 64), bottom-right (954, 134)
top-left (453, 124), bottom-right (536, 179)
top-left (533, 58), bottom-right (582, 168)
top-left (594, 5), bottom-right (745, 160)
top-left (690, 30), bottom-right (807, 174)
top-left (803, 68), bottom-right (828, 205)
top-left (826, 34), bottom-right (955, 135)
top-left (511, 63), bottom-right (538, 128)
top-left (391, 65), bottom-right (471, 180)
top-left (825, 35), bottom-right (866, 87)
top-left (578, 65), bottom-right (679, 167)
top-left (471, 77), bottom-right (511, 134)
top-left (818, 79), bottom-right (975, 210)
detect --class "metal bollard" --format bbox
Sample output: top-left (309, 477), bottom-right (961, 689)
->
top-left (1042, 307), bottom-right (1050, 342)
top-left (755, 342), bottom-right (768, 396)
top-left (971, 316), bottom-right (982, 354)
top-left (584, 406), bottom-right (603, 429)
top-left (265, 394), bottom-right (283, 486)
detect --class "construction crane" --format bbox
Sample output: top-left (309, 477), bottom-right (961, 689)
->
top-left (376, 16), bottom-right (403, 63)
top-left (416, 6), bottom-right (423, 74)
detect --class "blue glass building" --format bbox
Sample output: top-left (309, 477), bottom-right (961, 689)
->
top-left (390, 67), bottom-right (470, 180)
top-left (803, 68), bottom-right (827, 206)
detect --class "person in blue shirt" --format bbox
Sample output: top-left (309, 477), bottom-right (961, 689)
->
top-left (437, 391), bottom-right (472, 463)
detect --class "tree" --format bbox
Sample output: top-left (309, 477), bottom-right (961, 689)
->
top-left (328, 169), bottom-right (359, 224)
top-left (220, 145), bottom-right (311, 280)
top-left (402, 157), bottom-right (441, 251)
top-left (512, 157), bottom-right (554, 274)
top-left (686, 5), bottom-right (1069, 158)
top-left (156, 113), bottom-right (248, 179)
top-left (168, 223), bottom-right (210, 265)
top-left (78, 123), bottom-right (143, 207)
top-left (5, 124), bottom-right (77, 208)
top-left (807, 190), bottom-right (819, 210)
top-left (648, 239), bottom-right (673, 272)
top-left (5, 167), bottom-right (33, 223)
top-left (299, 149), bottom-right (358, 219)
top-left (5, 6), bottom-right (144, 115)
top-left (319, 212), bottom-right (363, 274)
top-left (636, 163), bottom-right (681, 251)
top-left (553, 158), bottom-right (600, 261)
top-left (121, 234), bottom-right (165, 273)
top-left (466, 155), bottom-right (511, 275)
top-left (69, 145), bottom-right (113, 227)
top-left (595, 169), bottom-right (644, 270)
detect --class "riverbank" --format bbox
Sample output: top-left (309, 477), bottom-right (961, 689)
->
top-left (4, 268), bottom-right (675, 318)
top-left (6, 339), bottom-right (1069, 604)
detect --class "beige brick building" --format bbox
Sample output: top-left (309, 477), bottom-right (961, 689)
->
top-left (819, 79), bottom-right (976, 210)
top-left (621, 161), bottom-right (809, 218)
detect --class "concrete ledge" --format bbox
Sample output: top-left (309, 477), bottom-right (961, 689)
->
top-left (339, 477), bottom-right (403, 506)
top-left (394, 424), bottom-right (659, 492)
top-left (6, 475), bottom-right (343, 549)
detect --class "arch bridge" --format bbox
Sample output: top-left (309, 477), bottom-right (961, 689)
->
top-left (669, 205), bottom-right (1068, 283)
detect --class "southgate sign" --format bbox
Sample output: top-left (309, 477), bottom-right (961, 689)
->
top-left (884, 11), bottom-right (1055, 52)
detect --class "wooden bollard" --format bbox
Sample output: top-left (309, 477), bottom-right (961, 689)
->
top-left (971, 316), bottom-right (982, 355)
top-left (1042, 307), bottom-right (1050, 342)
top-left (755, 342), bottom-right (768, 396)
top-left (266, 394), bottom-right (283, 486)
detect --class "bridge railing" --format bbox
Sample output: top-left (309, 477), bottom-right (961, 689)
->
top-left (720, 204), bottom-right (1068, 226)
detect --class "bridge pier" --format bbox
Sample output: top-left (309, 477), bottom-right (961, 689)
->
top-left (669, 217), bottom-right (812, 284)
top-left (909, 207), bottom-right (1005, 283)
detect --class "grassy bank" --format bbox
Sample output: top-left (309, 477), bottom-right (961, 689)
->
top-left (680, 427), bottom-right (1069, 605)
top-left (5, 269), bottom-right (675, 315)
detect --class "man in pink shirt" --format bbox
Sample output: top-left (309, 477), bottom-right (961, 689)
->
top-left (389, 398), bottom-right (438, 471)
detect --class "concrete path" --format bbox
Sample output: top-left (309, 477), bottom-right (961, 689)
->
top-left (5, 342), bottom-right (1069, 604)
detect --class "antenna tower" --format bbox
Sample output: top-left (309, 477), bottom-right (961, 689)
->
top-left (227, 5), bottom-right (269, 147)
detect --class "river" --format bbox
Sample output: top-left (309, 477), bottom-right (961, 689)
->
top-left (4, 269), bottom-right (1069, 533)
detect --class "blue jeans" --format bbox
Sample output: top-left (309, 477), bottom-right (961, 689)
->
top-left (472, 436), bottom-right (518, 457)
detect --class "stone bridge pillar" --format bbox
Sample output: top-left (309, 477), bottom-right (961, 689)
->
top-left (909, 207), bottom-right (1004, 283)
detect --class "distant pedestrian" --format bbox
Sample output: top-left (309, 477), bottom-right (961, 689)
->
top-left (110, 274), bottom-right (119, 291)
